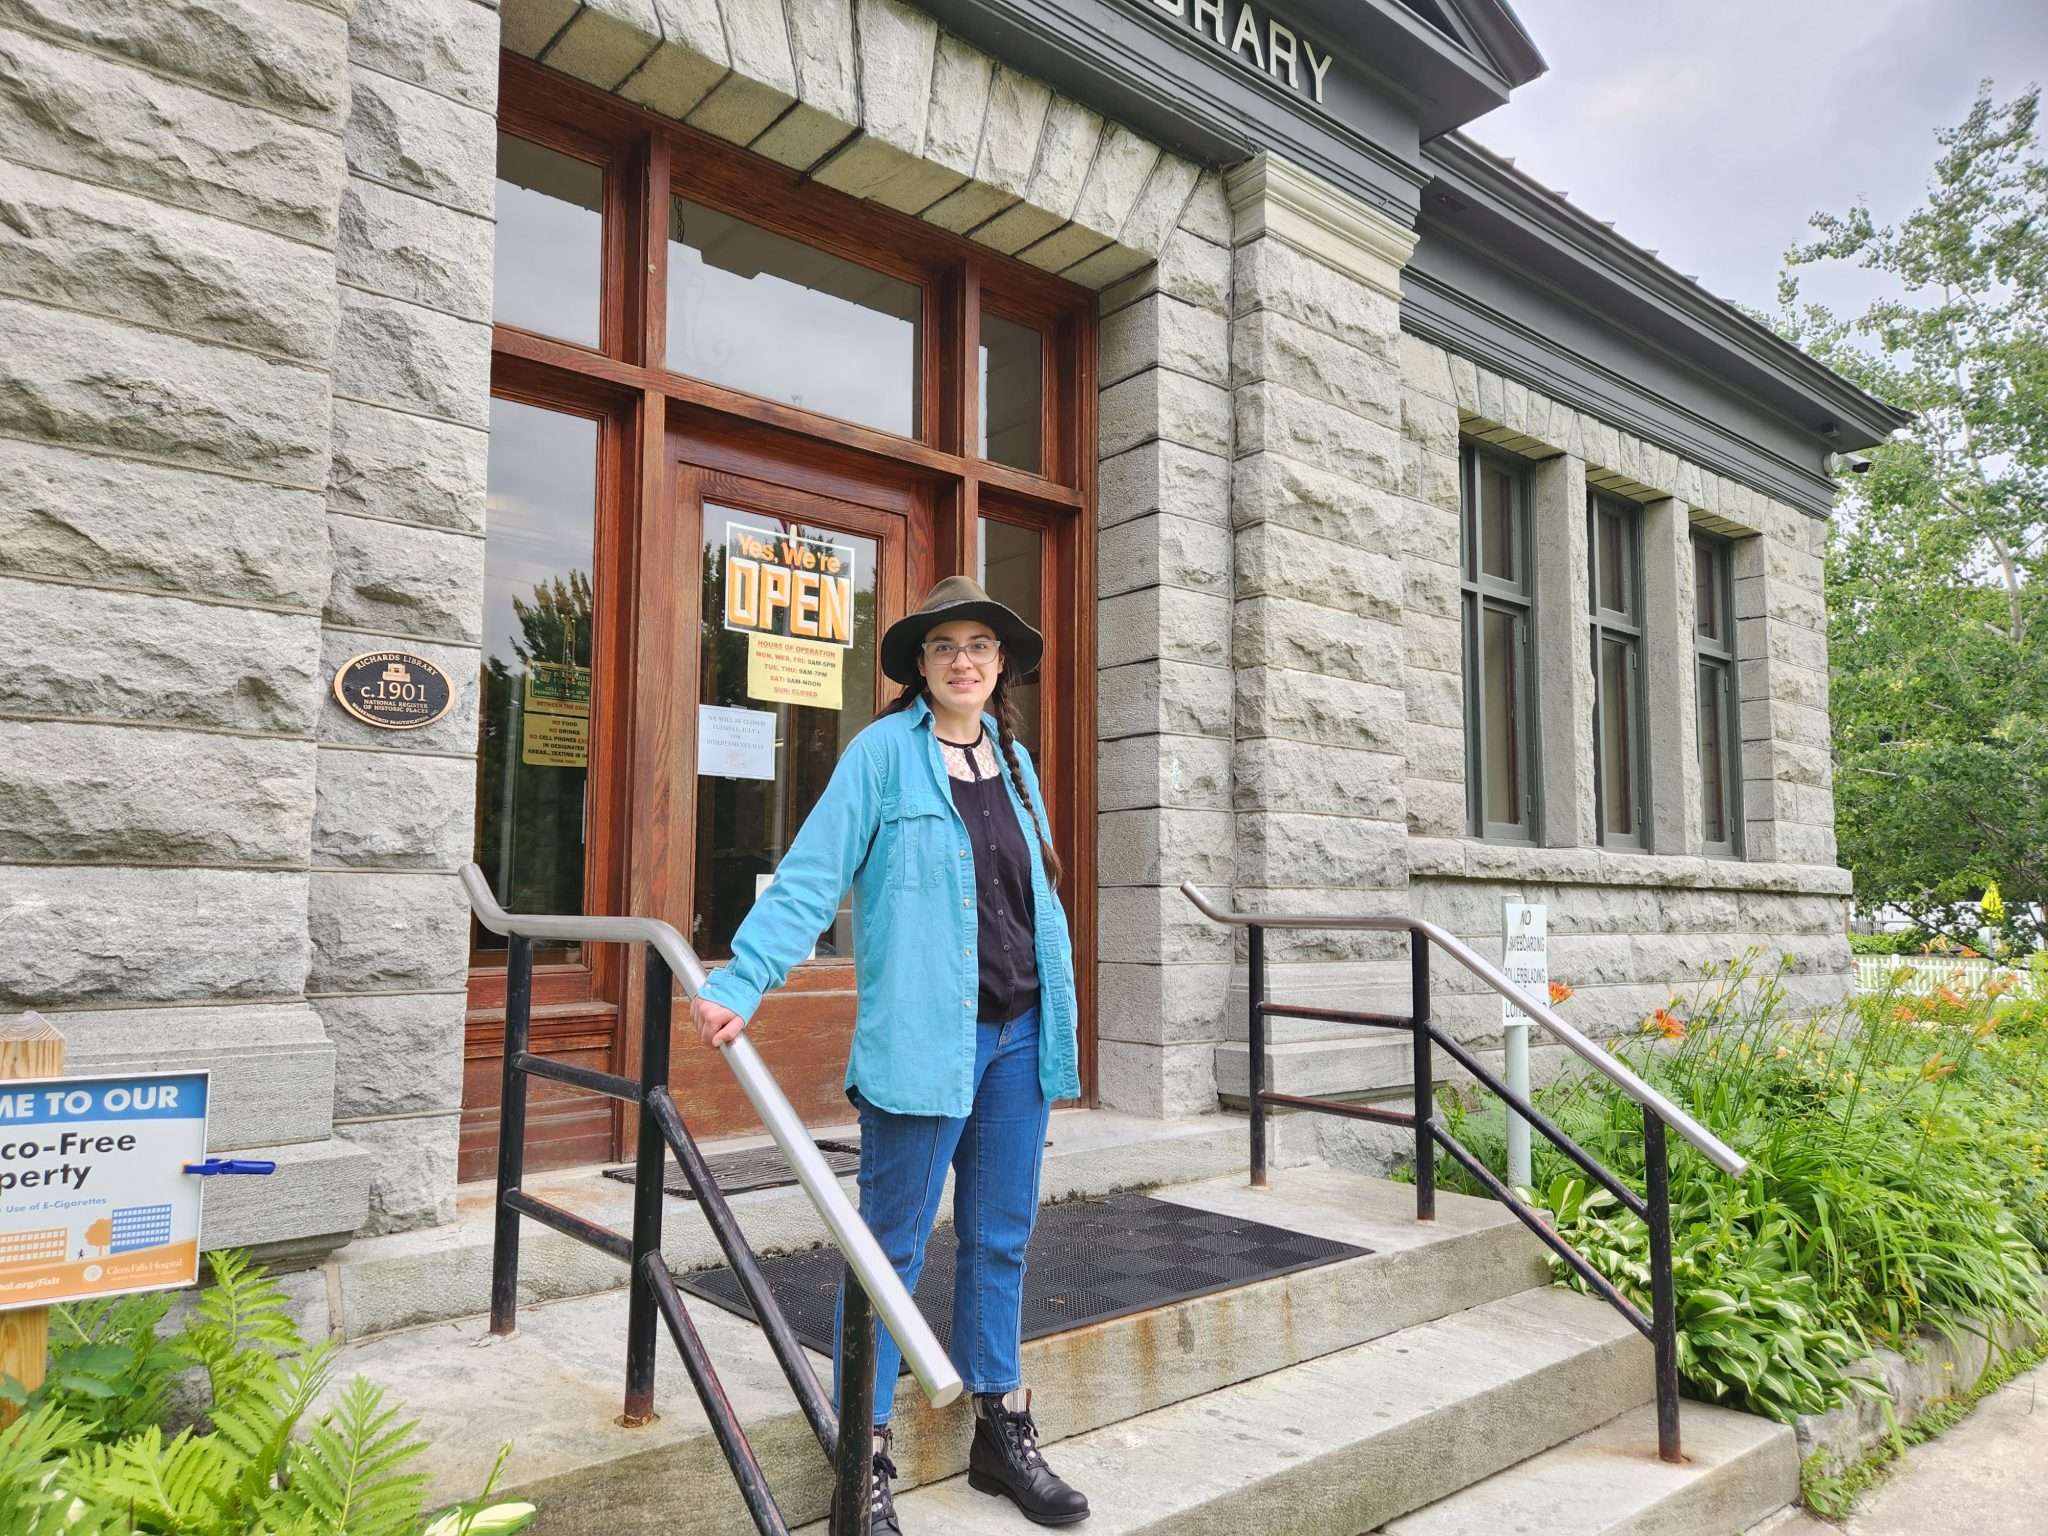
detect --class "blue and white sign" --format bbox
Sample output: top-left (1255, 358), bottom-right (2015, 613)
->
top-left (0, 1072), bottom-right (210, 1312)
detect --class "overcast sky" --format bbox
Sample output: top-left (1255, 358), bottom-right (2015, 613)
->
top-left (1463, 0), bottom-right (2048, 320)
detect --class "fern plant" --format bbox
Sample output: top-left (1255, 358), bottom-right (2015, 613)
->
top-left (0, 1251), bottom-right (534, 1536)
top-left (0, 1291), bottom-right (185, 1441)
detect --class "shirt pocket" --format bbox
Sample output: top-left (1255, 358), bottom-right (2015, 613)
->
top-left (880, 793), bottom-right (955, 893)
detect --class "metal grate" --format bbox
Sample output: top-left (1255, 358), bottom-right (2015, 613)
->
top-left (677, 1192), bottom-right (1368, 1368)
top-left (601, 1139), bottom-right (862, 1201)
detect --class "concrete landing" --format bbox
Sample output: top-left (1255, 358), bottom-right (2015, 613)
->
top-left (328, 1108), bottom-right (1266, 1339)
top-left (1383, 1399), bottom-right (1798, 1535)
top-left (335, 1169), bottom-right (1548, 1535)
top-left (809, 1286), bottom-right (1650, 1535)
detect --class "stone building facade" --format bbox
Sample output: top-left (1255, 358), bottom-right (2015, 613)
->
top-left (0, 0), bottom-right (1904, 1259)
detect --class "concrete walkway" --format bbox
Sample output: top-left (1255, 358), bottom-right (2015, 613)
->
top-left (1769, 1361), bottom-right (2046, 1534)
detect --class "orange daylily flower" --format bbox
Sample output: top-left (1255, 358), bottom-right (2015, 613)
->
top-left (1646, 1008), bottom-right (1688, 1041)
top-left (1549, 981), bottom-right (1575, 1006)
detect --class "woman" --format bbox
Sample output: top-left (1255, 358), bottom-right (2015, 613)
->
top-left (692, 575), bottom-right (1089, 1533)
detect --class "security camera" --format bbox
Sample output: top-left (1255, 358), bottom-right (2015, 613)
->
top-left (1827, 451), bottom-right (1873, 476)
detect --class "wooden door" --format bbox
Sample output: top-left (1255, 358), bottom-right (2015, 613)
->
top-left (658, 417), bottom-right (933, 1137)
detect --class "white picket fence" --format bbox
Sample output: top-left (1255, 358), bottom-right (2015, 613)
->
top-left (1854, 954), bottom-right (2044, 997)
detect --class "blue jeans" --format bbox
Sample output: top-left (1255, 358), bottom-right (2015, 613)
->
top-left (832, 1005), bottom-right (1051, 1425)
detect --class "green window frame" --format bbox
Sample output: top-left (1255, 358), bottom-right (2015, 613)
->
top-left (1460, 444), bottom-right (1537, 841)
top-left (1692, 532), bottom-right (1743, 857)
top-left (1588, 490), bottom-right (1648, 849)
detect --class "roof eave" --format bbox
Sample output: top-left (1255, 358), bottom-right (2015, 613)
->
top-left (1428, 132), bottom-right (1913, 449)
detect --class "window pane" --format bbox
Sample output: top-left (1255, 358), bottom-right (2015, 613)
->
top-left (1698, 659), bottom-right (1727, 844)
top-left (494, 135), bottom-right (603, 348)
top-left (978, 517), bottom-right (1043, 762)
top-left (1597, 507), bottom-right (1627, 613)
top-left (1480, 466), bottom-right (1516, 581)
top-left (668, 198), bottom-right (921, 437)
top-left (1694, 537), bottom-right (1722, 641)
top-left (1460, 456), bottom-right (1477, 581)
top-left (475, 400), bottom-right (600, 963)
top-left (1600, 635), bottom-right (1636, 838)
top-left (1482, 605), bottom-right (1521, 827)
top-left (694, 505), bottom-right (880, 961)
top-left (980, 314), bottom-right (1043, 473)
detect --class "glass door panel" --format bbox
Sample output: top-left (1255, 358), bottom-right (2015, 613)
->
top-left (977, 515), bottom-right (1043, 761)
top-left (475, 398), bottom-right (600, 966)
top-left (693, 502), bottom-right (882, 961)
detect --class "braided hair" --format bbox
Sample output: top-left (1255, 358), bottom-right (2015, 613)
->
top-left (880, 663), bottom-right (1063, 889)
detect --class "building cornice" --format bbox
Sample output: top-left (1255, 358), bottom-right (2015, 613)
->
top-left (1424, 134), bottom-right (1912, 448)
top-left (1402, 262), bottom-right (1842, 518)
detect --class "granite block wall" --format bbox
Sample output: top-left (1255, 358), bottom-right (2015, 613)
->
top-left (314, 0), bottom-right (501, 1236)
top-left (0, 0), bottom-right (371, 1252)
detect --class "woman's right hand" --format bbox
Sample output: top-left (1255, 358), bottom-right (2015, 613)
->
top-left (693, 997), bottom-right (746, 1049)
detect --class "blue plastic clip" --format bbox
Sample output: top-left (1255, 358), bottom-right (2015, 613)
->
top-left (184, 1159), bottom-right (278, 1177)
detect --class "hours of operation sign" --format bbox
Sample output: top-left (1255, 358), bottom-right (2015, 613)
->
top-left (0, 1071), bottom-right (209, 1312)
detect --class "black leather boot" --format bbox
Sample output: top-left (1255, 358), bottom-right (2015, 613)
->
top-left (968, 1390), bottom-right (1089, 1526)
top-left (830, 1427), bottom-right (901, 1536)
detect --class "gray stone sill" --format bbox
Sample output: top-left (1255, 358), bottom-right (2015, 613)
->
top-left (1410, 836), bottom-right (1854, 896)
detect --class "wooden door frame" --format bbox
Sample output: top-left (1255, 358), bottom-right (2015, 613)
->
top-left (614, 420), bottom-right (932, 1147)
top-left (469, 51), bottom-right (1104, 1179)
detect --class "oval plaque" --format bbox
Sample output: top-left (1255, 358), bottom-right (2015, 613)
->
top-left (333, 651), bottom-right (455, 731)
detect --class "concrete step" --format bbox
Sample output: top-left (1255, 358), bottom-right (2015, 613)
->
top-left (338, 1169), bottom-right (1552, 1535)
top-left (327, 1108), bottom-right (1259, 1339)
top-left (1380, 1400), bottom-right (1799, 1535)
top-left (803, 1285), bottom-right (1652, 1535)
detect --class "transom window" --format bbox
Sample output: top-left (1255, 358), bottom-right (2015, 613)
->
top-left (1459, 444), bottom-right (1536, 841)
top-left (1693, 532), bottom-right (1743, 856)
top-left (1588, 491), bottom-right (1647, 848)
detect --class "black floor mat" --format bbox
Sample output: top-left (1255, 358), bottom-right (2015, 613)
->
top-left (677, 1192), bottom-right (1367, 1370)
top-left (600, 1139), bottom-right (861, 1200)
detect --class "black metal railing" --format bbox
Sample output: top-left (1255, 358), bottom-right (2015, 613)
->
top-left (464, 865), bottom-right (960, 1534)
top-left (1183, 883), bottom-right (1746, 1464)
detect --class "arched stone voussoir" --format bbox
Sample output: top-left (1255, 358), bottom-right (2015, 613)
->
top-left (500, 0), bottom-right (1192, 288)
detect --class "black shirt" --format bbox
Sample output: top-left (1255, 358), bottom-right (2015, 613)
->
top-left (938, 729), bottom-right (1040, 1025)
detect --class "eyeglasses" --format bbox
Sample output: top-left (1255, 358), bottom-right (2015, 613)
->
top-left (922, 638), bottom-right (1000, 664)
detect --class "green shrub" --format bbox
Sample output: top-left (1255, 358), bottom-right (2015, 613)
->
top-left (0, 1251), bottom-right (533, 1536)
top-left (1848, 929), bottom-right (1938, 956)
top-left (1441, 953), bottom-right (2048, 1423)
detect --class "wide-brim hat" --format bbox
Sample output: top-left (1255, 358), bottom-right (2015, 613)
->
top-left (880, 575), bottom-right (1043, 685)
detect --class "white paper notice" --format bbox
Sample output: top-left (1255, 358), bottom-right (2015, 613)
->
top-left (698, 704), bottom-right (776, 780)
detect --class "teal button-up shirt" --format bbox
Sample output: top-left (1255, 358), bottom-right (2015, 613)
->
top-left (698, 695), bottom-right (1080, 1117)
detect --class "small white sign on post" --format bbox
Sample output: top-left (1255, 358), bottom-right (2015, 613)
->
top-left (1501, 903), bottom-right (1548, 1191)
top-left (0, 1071), bottom-right (210, 1312)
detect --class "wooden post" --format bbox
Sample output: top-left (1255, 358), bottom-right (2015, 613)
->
top-left (0, 1012), bottom-right (64, 1419)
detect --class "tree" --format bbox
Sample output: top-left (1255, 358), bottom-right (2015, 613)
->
top-left (1774, 83), bottom-right (2048, 953)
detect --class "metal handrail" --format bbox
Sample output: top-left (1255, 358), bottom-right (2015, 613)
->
top-left (461, 864), bottom-right (961, 1404)
top-left (1179, 883), bottom-right (1745, 1178)
top-left (1183, 883), bottom-right (1705, 1462)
